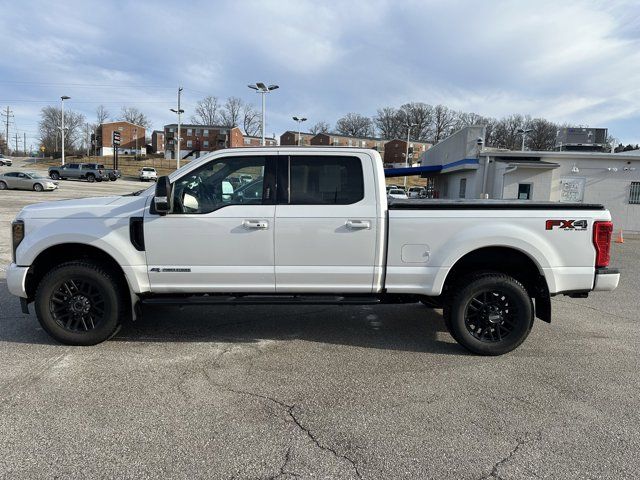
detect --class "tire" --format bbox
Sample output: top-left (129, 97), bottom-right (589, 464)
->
top-left (109, 174), bottom-right (117, 181)
top-left (33, 183), bottom-right (44, 192)
top-left (86, 174), bottom-right (95, 183)
top-left (0, 180), bottom-right (7, 190)
top-left (34, 261), bottom-right (124, 345)
top-left (50, 172), bottom-right (60, 180)
top-left (444, 273), bottom-right (534, 356)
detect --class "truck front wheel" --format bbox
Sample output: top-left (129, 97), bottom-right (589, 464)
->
top-left (444, 273), bottom-right (534, 356)
top-left (34, 261), bottom-right (124, 345)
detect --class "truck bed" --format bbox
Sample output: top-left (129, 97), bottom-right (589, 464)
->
top-left (388, 199), bottom-right (605, 210)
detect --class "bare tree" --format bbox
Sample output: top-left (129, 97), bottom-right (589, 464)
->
top-left (219, 97), bottom-right (243, 128)
top-left (374, 107), bottom-right (402, 140)
top-left (309, 121), bottom-right (330, 134)
top-left (191, 96), bottom-right (220, 125)
top-left (400, 103), bottom-right (434, 141)
top-left (96, 105), bottom-right (110, 125)
top-left (242, 103), bottom-right (261, 136)
top-left (335, 113), bottom-right (374, 137)
top-left (119, 106), bottom-right (151, 129)
top-left (432, 105), bottom-right (456, 143)
top-left (490, 114), bottom-right (526, 149)
top-left (526, 118), bottom-right (558, 151)
top-left (39, 106), bottom-right (86, 153)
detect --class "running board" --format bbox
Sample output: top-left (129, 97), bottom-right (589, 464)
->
top-left (140, 294), bottom-right (391, 306)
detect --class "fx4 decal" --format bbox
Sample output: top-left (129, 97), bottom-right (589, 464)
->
top-left (545, 219), bottom-right (588, 231)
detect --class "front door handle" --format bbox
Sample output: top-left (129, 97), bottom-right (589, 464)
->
top-left (243, 219), bottom-right (269, 230)
top-left (346, 219), bottom-right (371, 230)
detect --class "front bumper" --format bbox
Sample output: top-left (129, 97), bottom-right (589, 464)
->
top-left (7, 263), bottom-right (29, 298)
top-left (593, 268), bottom-right (620, 292)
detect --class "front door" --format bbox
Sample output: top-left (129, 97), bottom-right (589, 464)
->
top-left (144, 154), bottom-right (277, 293)
top-left (274, 153), bottom-right (380, 293)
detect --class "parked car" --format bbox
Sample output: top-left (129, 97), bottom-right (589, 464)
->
top-left (0, 171), bottom-right (58, 191)
top-left (84, 163), bottom-right (121, 181)
top-left (388, 188), bottom-right (408, 199)
top-left (48, 163), bottom-right (107, 182)
top-left (0, 154), bottom-right (12, 166)
top-left (139, 167), bottom-right (158, 182)
top-left (7, 147), bottom-right (619, 355)
top-left (407, 187), bottom-right (426, 198)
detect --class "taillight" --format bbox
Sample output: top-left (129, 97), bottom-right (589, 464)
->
top-left (593, 221), bottom-right (613, 268)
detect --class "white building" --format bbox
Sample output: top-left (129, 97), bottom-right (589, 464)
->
top-left (418, 126), bottom-right (640, 233)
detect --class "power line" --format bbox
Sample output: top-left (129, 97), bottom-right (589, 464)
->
top-left (0, 81), bottom-right (175, 88)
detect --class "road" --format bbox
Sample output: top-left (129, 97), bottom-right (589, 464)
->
top-left (1, 157), bottom-right (638, 479)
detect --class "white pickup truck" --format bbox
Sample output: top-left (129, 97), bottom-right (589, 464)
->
top-left (7, 148), bottom-right (620, 355)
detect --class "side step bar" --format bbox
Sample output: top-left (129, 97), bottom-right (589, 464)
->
top-left (140, 294), bottom-right (420, 307)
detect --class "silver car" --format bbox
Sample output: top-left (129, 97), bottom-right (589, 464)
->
top-left (0, 171), bottom-right (59, 192)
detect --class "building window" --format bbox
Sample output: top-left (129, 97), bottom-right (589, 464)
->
top-left (168, 128), bottom-right (174, 133)
top-left (203, 140), bottom-right (209, 148)
top-left (518, 183), bottom-right (533, 200)
top-left (204, 129), bottom-right (209, 136)
top-left (244, 138), bottom-right (251, 145)
top-left (187, 128), bottom-right (193, 136)
top-left (459, 178), bottom-right (467, 198)
top-left (187, 140), bottom-right (193, 148)
top-left (630, 182), bottom-right (640, 204)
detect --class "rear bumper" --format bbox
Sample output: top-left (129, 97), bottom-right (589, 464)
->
top-left (593, 268), bottom-right (620, 292)
top-left (7, 263), bottom-right (29, 298)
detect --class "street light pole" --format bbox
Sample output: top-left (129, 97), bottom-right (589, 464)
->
top-left (404, 123), bottom-right (417, 189)
top-left (170, 87), bottom-right (184, 169)
top-left (248, 83), bottom-right (279, 146)
top-left (292, 116), bottom-right (307, 145)
top-left (60, 96), bottom-right (70, 165)
top-left (517, 128), bottom-right (533, 151)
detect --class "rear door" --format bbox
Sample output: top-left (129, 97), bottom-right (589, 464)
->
top-left (274, 153), bottom-right (379, 293)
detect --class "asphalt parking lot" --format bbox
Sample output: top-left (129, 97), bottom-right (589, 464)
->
top-left (1, 158), bottom-right (638, 479)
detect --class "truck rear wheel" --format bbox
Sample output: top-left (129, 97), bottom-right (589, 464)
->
top-left (34, 261), bottom-right (124, 345)
top-left (444, 273), bottom-right (533, 355)
top-left (50, 172), bottom-right (60, 180)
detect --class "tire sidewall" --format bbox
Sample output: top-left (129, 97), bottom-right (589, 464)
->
top-left (449, 275), bottom-right (533, 356)
top-left (50, 172), bottom-right (59, 180)
top-left (0, 181), bottom-right (6, 190)
top-left (87, 174), bottom-right (95, 182)
top-left (35, 263), bottom-right (122, 345)
top-left (33, 183), bottom-right (43, 192)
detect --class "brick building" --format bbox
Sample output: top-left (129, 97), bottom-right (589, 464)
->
top-left (97, 121), bottom-right (146, 156)
top-left (164, 124), bottom-right (243, 160)
top-left (280, 131), bottom-right (315, 146)
top-left (151, 131), bottom-right (165, 154)
top-left (310, 133), bottom-right (384, 151)
top-left (242, 135), bottom-right (277, 147)
top-left (383, 139), bottom-right (432, 167)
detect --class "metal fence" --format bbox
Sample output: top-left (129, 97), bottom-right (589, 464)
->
top-left (630, 182), bottom-right (640, 204)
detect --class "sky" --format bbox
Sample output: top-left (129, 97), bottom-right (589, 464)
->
top-left (0, 0), bottom-right (639, 151)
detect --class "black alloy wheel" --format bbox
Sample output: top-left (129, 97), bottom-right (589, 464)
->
top-left (35, 261), bottom-right (123, 345)
top-left (444, 273), bottom-right (534, 355)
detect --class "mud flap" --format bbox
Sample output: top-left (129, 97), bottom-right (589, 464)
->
top-left (535, 295), bottom-right (551, 323)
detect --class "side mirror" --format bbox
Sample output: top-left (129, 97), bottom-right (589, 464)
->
top-left (154, 176), bottom-right (172, 215)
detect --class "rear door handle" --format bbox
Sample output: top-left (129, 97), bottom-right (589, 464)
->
top-left (346, 219), bottom-right (371, 230)
top-left (243, 219), bottom-right (269, 230)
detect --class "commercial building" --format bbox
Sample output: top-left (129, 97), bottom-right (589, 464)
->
top-left (97, 121), bottom-right (146, 156)
top-left (411, 126), bottom-right (640, 233)
top-left (280, 131), bottom-right (315, 146)
top-left (164, 124), bottom-right (243, 160)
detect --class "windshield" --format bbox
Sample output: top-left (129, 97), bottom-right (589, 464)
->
top-left (25, 172), bottom-right (43, 179)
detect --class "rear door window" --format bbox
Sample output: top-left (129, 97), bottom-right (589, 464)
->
top-left (283, 156), bottom-right (364, 205)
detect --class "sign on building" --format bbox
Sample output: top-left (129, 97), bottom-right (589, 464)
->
top-left (559, 177), bottom-right (586, 203)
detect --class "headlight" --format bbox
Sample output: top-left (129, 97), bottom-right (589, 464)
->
top-left (11, 220), bottom-right (25, 263)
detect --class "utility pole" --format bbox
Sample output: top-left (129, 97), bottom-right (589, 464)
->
top-left (170, 87), bottom-right (184, 169)
top-left (24, 132), bottom-right (26, 156)
top-left (86, 123), bottom-right (90, 157)
top-left (4, 106), bottom-right (12, 155)
top-left (15, 132), bottom-right (19, 153)
top-left (404, 123), bottom-right (417, 189)
top-left (61, 96), bottom-right (70, 165)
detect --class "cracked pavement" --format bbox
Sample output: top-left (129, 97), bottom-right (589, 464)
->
top-left (1, 162), bottom-right (639, 479)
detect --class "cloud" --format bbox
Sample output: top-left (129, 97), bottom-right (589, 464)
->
top-left (0, 0), bottom-right (638, 148)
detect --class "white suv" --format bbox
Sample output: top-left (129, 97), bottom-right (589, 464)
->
top-left (0, 154), bottom-right (12, 166)
top-left (139, 167), bottom-right (157, 182)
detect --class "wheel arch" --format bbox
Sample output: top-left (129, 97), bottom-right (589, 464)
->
top-left (442, 246), bottom-right (551, 322)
